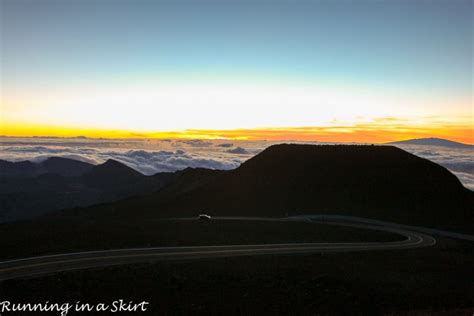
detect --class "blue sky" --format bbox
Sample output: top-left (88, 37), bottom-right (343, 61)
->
top-left (2, 0), bottom-right (472, 91)
top-left (0, 0), bottom-right (472, 140)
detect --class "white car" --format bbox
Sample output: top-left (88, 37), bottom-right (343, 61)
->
top-left (198, 214), bottom-right (212, 220)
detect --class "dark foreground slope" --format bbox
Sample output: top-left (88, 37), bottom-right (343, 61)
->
top-left (4, 237), bottom-right (473, 315)
top-left (58, 144), bottom-right (473, 233)
top-left (2, 145), bottom-right (473, 316)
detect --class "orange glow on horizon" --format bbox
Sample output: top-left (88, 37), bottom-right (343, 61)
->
top-left (1, 118), bottom-right (473, 145)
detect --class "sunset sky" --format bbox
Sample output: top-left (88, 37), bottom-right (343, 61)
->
top-left (1, 0), bottom-right (472, 143)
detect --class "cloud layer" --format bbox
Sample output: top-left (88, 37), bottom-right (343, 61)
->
top-left (1, 137), bottom-right (472, 190)
top-left (0, 138), bottom-right (259, 175)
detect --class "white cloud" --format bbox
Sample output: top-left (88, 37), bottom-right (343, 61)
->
top-left (0, 140), bottom-right (246, 175)
top-left (1, 137), bottom-right (472, 190)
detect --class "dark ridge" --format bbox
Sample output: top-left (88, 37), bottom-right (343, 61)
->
top-left (0, 158), bottom-right (175, 222)
top-left (83, 159), bottom-right (143, 186)
top-left (145, 167), bottom-right (226, 200)
top-left (0, 159), bottom-right (37, 177)
top-left (0, 157), bottom-right (94, 178)
top-left (58, 144), bottom-right (473, 233)
top-left (40, 157), bottom-right (94, 177)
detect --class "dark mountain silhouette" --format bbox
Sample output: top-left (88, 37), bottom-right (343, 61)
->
top-left (148, 167), bottom-right (225, 201)
top-left (0, 157), bottom-right (94, 177)
top-left (0, 158), bottom-right (174, 222)
top-left (65, 144), bottom-right (473, 233)
top-left (83, 159), bottom-right (143, 187)
top-left (0, 160), bottom-right (39, 177)
top-left (388, 137), bottom-right (473, 149)
top-left (40, 157), bottom-right (94, 176)
top-left (86, 159), bottom-right (142, 178)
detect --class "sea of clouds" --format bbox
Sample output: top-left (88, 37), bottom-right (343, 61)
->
top-left (0, 137), bottom-right (472, 190)
top-left (0, 137), bottom-right (266, 174)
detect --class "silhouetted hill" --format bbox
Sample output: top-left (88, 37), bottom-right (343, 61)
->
top-left (0, 159), bottom-right (174, 222)
top-left (68, 144), bottom-right (473, 233)
top-left (83, 159), bottom-right (143, 187)
top-left (158, 167), bottom-right (226, 198)
top-left (388, 137), bottom-right (473, 149)
top-left (40, 157), bottom-right (94, 176)
top-left (0, 157), bottom-right (94, 177)
top-left (0, 160), bottom-right (38, 177)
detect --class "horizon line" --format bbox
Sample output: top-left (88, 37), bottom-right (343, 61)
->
top-left (1, 129), bottom-right (472, 145)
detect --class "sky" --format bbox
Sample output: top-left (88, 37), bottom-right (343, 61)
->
top-left (0, 0), bottom-right (472, 143)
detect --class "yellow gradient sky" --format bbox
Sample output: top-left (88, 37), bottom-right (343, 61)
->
top-left (1, 1), bottom-right (472, 144)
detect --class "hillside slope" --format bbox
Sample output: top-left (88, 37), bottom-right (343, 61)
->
top-left (60, 145), bottom-right (473, 233)
top-left (0, 158), bottom-right (174, 222)
top-left (0, 157), bottom-right (94, 177)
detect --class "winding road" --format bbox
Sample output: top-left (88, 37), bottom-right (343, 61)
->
top-left (0, 216), bottom-right (438, 282)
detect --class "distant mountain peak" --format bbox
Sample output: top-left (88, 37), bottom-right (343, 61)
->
top-left (84, 159), bottom-right (143, 186)
top-left (1, 156), bottom-right (94, 177)
top-left (388, 137), bottom-right (473, 149)
top-left (43, 156), bottom-right (73, 162)
top-left (42, 156), bottom-right (90, 164)
top-left (102, 159), bottom-right (126, 166)
top-left (40, 156), bottom-right (94, 177)
top-left (92, 159), bottom-right (140, 173)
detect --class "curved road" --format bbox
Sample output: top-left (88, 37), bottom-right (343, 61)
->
top-left (0, 216), bottom-right (436, 282)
